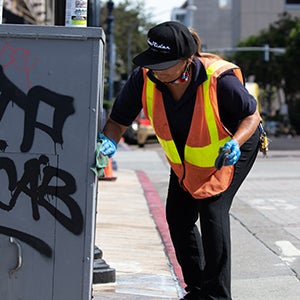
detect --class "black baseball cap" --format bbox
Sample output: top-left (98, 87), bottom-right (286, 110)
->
top-left (132, 21), bottom-right (197, 70)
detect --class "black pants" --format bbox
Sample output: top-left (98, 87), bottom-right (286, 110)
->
top-left (166, 130), bottom-right (260, 300)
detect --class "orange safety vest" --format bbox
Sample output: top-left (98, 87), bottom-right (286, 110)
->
top-left (141, 56), bottom-right (244, 199)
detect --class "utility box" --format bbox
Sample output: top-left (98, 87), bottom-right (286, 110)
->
top-left (0, 24), bottom-right (105, 300)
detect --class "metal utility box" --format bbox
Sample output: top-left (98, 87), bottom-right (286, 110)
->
top-left (0, 24), bottom-right (105, 300)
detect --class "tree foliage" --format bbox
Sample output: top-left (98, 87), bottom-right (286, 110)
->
top-left (285, 21), bottom-right (300, 132)
top-left (231, 13), bottom-right (297, 88)
top-left (230, 13), bottom-right (300, 132)
top-left (100, 0), bottom-right (156, 78)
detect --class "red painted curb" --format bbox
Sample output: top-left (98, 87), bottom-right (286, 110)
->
top-left (135, 170), bottom-right (185, 290)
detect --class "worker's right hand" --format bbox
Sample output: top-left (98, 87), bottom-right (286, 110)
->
top-left (98, 133), bottom-right (117, 158)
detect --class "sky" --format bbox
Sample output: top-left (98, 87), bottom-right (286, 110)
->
top-left (112, 0), bottom-right (184, 24)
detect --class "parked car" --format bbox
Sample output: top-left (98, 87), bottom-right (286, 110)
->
top-left (123, 110), bottom-right (157, 147)
top-left (264, 121), bottom-right (280, 136)
top-left (136, 111), bottom-right (157, 147)
top-left (263, 120), bottom-right (296, 137)
top-left (123, 121), bottom-right (138, 145)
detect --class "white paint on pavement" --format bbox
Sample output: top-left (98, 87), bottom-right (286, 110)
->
top-left (252, 198), bottom-right (298, 211)
top-left (275, 240), bottom-right (300, 263)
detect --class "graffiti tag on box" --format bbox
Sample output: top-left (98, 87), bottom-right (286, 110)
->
top-left (0, 42), bottom-right (84, 258)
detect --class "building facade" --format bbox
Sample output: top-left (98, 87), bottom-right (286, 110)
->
top-left (2, 0), bottom-right (55, 24)
top-left (172, 0), bottom-right (300, 50)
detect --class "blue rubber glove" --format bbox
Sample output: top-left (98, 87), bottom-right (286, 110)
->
top-left (222, 139), bottom-right (241, 166)
top-left (98, 133), bottom-right (117, 158)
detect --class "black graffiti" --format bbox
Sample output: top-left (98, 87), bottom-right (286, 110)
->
top-left (0, 65), bottom-right (75, 153)
top-left (0, 139), bottom-right (8, 152)
top-left (0, 226), bottom-right (52, 258)
top-left (0, 155), bottom-right (84, 236)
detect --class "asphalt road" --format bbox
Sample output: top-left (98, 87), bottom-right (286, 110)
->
top-left (266, 135), bottom-right (300, 151)
top-left (97, 132), bottom-right (300, 300)
top-left (127, 134), bottom-right (300, 285)
top-left (130, 134), bottom-right (300, 151)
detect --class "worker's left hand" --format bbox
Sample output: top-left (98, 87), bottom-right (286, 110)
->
top-left (223, 139), bottom-right (241, 166)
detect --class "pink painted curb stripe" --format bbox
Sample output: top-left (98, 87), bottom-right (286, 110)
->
top-left (136, 170), bottom-right (185, 290)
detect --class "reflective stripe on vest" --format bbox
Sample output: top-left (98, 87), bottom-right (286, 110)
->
top-left (145, 74), bottom-right (182, 164)
top-left (184, 60), bottom-right (233, 167)
top-left (141, 57), bottom-right (242, 198)
top-left (143, 59), bottom-right (236, 168)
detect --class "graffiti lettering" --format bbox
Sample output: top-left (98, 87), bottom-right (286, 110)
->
top-left (0, 40), bottom-right (38, 89)
top-left (0, 226), bottom-right (52, 258)
top-left (0, 155), bottom-right (83, 236)
top-left (0, 65), bottom-right (75, 153)
top-left (0, 49), bottom-right (84, 259)
top-left (0, 139), bottom-right (8, 152)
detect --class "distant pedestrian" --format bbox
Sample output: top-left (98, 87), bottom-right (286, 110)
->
top-left (99, 21), bottom-right (261, 300)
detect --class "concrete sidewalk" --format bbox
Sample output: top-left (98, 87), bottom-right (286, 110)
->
top-left (92, 146), bottom-right (300, 300)
top-left (93, 168), bottom-right (180, 299)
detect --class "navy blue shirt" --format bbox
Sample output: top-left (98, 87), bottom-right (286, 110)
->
top-left (110, 57), bottom-right (257, 156)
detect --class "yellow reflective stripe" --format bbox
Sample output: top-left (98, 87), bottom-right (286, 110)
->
top-left (206, 60), bottom-right (232, 76)
top-left (202, 80), bottom-right (219, 144)
top-left (185, 60), bottom-right (231, 167)
top-left (185, 136), bottom-right (230, 167)
top-left (145, 77), bottom-right (182, 164)
top-left (145, 61), bottom-right (232, 168)
top-left (145, 77), bottom-right (154, 123)
top-left (157, 136), bottom-right (182, 164)
top-left (202, 64), bottom-right (221, 144)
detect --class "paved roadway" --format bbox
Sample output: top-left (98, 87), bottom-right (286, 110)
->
top-left (126, 135), bottom-right (300, 298)
top-left (126, 136), bottom-right (300, 300)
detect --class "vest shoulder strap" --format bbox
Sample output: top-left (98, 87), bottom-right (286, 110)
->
top-left (198, 55), bottom-right (244, 84)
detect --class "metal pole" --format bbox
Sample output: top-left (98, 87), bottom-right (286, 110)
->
top-left (88, 0), bottom-right (101, 27)
top-left (106, 0), bottom-right (115, 101)
top-left (54, 0), bottom-right (66, 25)
top-left (264, 44), bottom-right (270, 62)
top-left (95, 0), bottom-right (101, 27)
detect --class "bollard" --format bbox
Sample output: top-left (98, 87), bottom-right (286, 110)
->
top-left (93, 246), bottom-right (116, 284)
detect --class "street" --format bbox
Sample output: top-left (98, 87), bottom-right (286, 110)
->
top-left (125, 135), bottom-right (300, 295)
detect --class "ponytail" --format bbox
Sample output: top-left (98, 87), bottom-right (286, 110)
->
top-left (189, 27), bottom-right (222, 60)
top-left (189, 28), bottom-right (202, 56)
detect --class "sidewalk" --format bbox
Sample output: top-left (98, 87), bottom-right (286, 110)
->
top-left (93, 167), bottom-right (180, 300)
top-left (92, 146), bottom-right (300, 300)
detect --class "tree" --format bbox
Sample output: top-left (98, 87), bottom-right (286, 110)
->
top-left (100, 0), bottom-right (156, 104)
top-left (285, 21), bottom-right (300, 132)
top-left (100, 0), bottom-right (156, 80)
top-left (230, 13), bottom-right (300, 133)
top-left (232, 13), bottom-right (296, 88)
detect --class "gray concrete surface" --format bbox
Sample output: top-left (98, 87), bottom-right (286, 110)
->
top-left (93, 136), bottom-right (300, 300)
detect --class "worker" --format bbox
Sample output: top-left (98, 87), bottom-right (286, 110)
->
top-left (99, 21), bottom-right (261, 300)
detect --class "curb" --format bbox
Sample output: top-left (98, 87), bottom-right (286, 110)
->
top-left (136, 170), bottom-right (185, 294)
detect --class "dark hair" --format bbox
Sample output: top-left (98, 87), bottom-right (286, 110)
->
top-left (189, 28), bottom-right (202, 56)
top-left (189, 27), bottom-right (222, 60)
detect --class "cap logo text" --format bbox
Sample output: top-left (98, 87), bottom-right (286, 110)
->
top-left (147, 38), bottom-right (171, 51)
